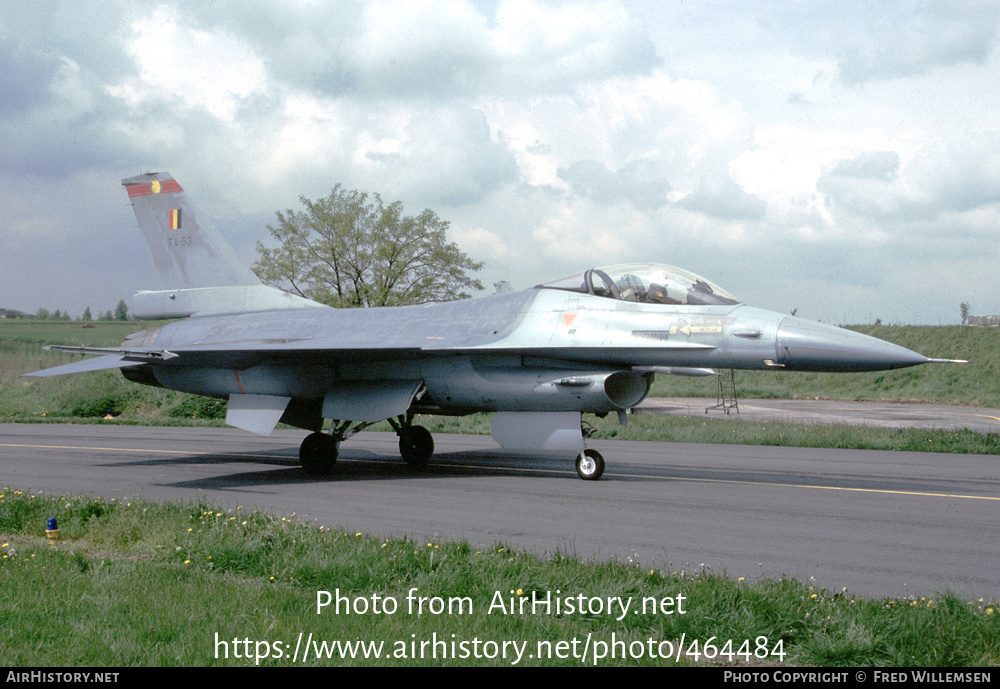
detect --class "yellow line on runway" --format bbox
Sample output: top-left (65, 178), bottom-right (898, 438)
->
top-left (438, 462), bottom-right (1000, 502)
top-left (0, 442), bottom-right (206, 455)
top-left (939, 411), bottom-right (1000, 424)
top-left (0, 442), bottom-right (289, 460)
top-left (5, 442), bottom-right (997, 502)
top-left (634, 473), bottom-right (1000, 502)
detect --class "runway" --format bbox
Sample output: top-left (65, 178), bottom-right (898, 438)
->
top-left (2, 422), bottom-right (998, 601)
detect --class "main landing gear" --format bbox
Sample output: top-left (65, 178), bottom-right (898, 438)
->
top-left (389, 420), bottom-right (434, 467)
top-left (298, 414), bottom-right (435, 476)
top-left (299, 431), bottom-right (339, 476)
top-left (300, 411), bottom-right (603, 480)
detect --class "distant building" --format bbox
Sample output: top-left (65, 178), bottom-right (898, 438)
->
top-left (968, 315), bottom-right (1000, 326)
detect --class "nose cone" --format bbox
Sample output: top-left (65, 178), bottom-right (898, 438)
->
top-left (776, 317), bottom-right (929, 372)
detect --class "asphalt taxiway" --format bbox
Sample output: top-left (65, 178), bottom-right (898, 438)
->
top-left (2, 422), bottom-right (998, 600)
top-left (640, 397), bottom-right (1000, 434)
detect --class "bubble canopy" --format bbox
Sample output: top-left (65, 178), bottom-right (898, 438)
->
top-left (537, 263), bottom-right (740, 306)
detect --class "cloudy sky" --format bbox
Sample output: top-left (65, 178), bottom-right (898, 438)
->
top-left (3, 1), bottom-right (1000, 324)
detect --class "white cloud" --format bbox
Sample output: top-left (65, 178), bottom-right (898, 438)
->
top-left (109, 5), bottom-right (269, 122)
top-left (4, 1), bottom-right (1000, 324)
top-left (347, 0), bottom-right (493, 97)
top-left (491, 0), bottom-right (658, 90)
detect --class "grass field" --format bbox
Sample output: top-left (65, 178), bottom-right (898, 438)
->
top-left (0, 320), bottom-right (225, 423)
top-left (2, 489), bottom-right (997, 666)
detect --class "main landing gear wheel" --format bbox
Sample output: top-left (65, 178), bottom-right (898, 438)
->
top-left (399, 425), bottom-right (434, 467)
top-left (576, 449), bottom-right (605, 481)
top-left (300, 432), bottom-right (338, 476)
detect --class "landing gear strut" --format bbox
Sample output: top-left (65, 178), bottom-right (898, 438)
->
top-left (574, 417), bottom-right (606, 481)
top-left (299, 419), bottom-right (376, 476)
top-left (299, 414), bottom-right (436, 475)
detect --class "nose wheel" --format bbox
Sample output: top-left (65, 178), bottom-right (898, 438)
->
top-left (576, 449), bottom-right (605, 481)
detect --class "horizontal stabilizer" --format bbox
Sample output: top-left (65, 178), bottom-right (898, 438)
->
top-left (21, 355), bottom-right (147, 378)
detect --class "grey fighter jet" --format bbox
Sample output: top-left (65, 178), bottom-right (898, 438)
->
top-left (25, 172), bottom-right (959, 480)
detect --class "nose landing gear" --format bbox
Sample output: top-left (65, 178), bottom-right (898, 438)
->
top-left (575, 448), bottom-right (605, 481)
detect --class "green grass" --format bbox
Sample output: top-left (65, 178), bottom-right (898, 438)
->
top-left (0, 320), bottom-right (227, 423)
top-left (2, 488), bottom-right (998, 666)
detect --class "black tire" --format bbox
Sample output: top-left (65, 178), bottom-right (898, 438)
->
top-left (300, 432), bottom-right (338, 476)
top-left (399, 425), bottom-right (434, 466)
top-left (576, 449), bottom-right (605, 481)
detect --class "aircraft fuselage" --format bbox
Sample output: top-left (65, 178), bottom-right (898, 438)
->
top-left (120, 286), bottom-right (929, 423)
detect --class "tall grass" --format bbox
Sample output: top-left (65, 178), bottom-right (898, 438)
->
top-left (0, 320), bottom-right (225, 422)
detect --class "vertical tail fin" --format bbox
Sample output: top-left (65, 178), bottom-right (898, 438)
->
top-left (122, 172), bottom-right (323, 318)
top-left (122, 172), bottom-right (259, 289)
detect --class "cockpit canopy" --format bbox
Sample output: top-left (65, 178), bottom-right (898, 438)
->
top-left (538, 263), bottom-right (740, 306)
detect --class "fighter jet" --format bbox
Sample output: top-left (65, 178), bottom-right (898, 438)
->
top-left (25, 172), bottom-right (959, 480)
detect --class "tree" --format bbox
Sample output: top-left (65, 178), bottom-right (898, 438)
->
top-left (82, 306), bottom-right (92, 322)
top-left (253, 185), bottom-right (483, 308)
top-left (960, 302), bottom-right (970, 326)
top-left (115, 299), bottom-right (128, 321)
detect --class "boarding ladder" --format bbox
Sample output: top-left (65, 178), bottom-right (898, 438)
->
top-left (706, 368), bottom-right (739, 415)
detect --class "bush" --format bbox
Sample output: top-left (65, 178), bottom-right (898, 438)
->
top-left (167, 395), bottom-right (228, 419)
top-left (68, 392), bottom-right (133, 418)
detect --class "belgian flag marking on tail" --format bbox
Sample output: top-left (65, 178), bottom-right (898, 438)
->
top-left (124, 179), bottom-right (183, 198)
top-left (168, 209), bottom-right (182, 230)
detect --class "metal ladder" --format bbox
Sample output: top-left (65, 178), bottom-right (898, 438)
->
top-left (706, 368), bottom-right (739, 415)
